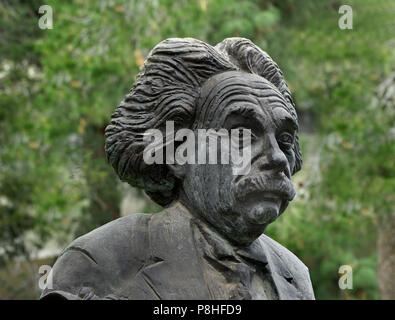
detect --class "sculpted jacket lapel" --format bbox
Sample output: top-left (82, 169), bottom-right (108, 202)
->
top-left (139, 203), bottom-right (211, 300)
top-left (132, 203), bottom-right (303, 300)
top-left (236, 235), bottom-right (305, 300)
top-left (189, 212), bottom-right (293, 300)
top-left (256, 235), bottom-right (303, 299)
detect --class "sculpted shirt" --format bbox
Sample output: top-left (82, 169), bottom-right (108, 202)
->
top-left (41, 202), bottom-right (315, 300)
top-left (191, 218), bottom-right (278, 299)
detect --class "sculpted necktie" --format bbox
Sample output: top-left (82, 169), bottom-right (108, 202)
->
top-left (191, 218), bottom-right (279, 300)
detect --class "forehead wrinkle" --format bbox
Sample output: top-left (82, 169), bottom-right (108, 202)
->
top-left (211, 77), bottom-right (286, 110)
top-left (211, 89), bottom-right (257, 117)
top-left (202, 88), bottom-right (291, 130)
top-left (202, 80), bottom-right (278, 119)
top-left (256, 91), bottom-right (296, 117)
top-left (205, 81), bottom-right (272, 127)
top-left (199, 82), bottom-right (256, 125)
top-left (198, 74), bottom-right (246, 112)
top-left (197, 71), bottom-right (297, 129)
top-left (199, 71), bottom-right (274, 111)
top-left (198, 79), bottom-right (245, 126)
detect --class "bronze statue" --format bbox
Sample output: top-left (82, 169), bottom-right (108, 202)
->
top-left (41, 38), bottom-right (315, 300)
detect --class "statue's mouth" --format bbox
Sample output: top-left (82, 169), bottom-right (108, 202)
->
top-left (234, 173), bottom-right (295, 202)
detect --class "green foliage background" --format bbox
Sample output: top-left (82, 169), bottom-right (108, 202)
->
top-left (0, 0), bottom-right (394, 299)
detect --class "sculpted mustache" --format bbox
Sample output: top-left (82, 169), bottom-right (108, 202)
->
top-left (234, 174), bottom-right (295, 201)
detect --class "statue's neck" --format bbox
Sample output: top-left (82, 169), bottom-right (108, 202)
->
top-left (167, 197), bottom-right (260, 248)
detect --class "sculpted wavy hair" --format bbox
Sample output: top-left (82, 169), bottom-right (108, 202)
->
top-left (105, 38), bottom-right (302, 206)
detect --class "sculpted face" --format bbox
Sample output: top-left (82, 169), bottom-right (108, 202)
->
top-left (176, 71), bottom-right (297, 245)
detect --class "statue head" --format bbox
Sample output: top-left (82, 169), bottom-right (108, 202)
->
top-left (105, 38), bottom-right (302, 245)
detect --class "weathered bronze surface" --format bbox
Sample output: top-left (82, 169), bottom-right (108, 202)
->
top-left (41, 38), bottom-right (315, 300)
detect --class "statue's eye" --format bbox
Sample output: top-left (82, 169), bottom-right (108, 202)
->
top-left (278, 132), bottom-right (294, 149)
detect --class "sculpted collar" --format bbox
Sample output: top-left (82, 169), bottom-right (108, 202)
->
top-left (183, 205), bottom-right (279, 299)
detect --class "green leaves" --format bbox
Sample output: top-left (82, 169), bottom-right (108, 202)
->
top-left (1, 0), bottom-right (394, 299)
top-left (264, 0), bottom-right (395, 300)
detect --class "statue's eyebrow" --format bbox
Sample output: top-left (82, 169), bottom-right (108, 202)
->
top-left (223, 104), bottom-right (265, 125)
top-left (275, 111), bottom-right (298, 131)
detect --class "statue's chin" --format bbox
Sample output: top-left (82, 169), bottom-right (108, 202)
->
top-left (246, 200), bottom-right (280, 225)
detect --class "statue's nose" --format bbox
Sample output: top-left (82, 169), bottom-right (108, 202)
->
top-left (258, 134), bottom-right (290, 177)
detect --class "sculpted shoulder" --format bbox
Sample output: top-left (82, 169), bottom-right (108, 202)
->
top-left (41, 213), bottom-right (152, 299)
top-left (258, 233), bottom-right (308, 272)
top-left (258, 233), bottom-right (315, 300)
top-left (65, 212), bottom-right (151, 263)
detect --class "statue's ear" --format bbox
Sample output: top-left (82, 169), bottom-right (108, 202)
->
top-left (166, 128), bottom-right (195, 180)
